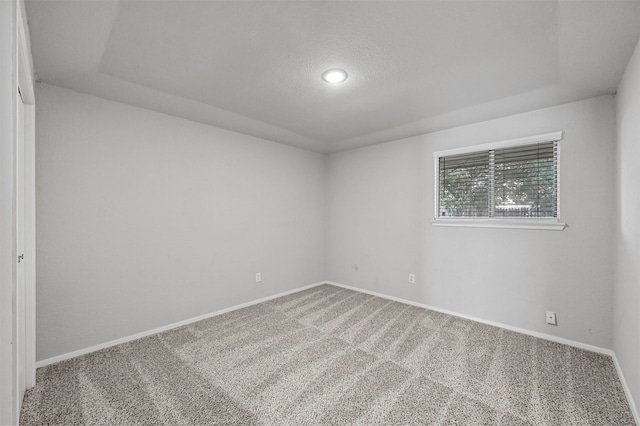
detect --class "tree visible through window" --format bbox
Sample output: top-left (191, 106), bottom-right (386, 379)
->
top-left (438, 141), bottom-right (558, 218)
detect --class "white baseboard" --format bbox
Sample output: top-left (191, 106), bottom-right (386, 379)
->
top-left (325, 281), bottom-right (613, 355)
top-left (612, 351), bottom-right (640, 424)
top-left (35, 279), bottom-right (638, 422)
top-left (35, 281), bottom-right (327, 368)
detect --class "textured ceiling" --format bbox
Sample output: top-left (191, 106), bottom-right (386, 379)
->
top-left (25, 0), bottom-right (640, 153)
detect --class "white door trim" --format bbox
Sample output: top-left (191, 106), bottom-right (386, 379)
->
top-left (15, 84), bottom-right (26, 419)
top-left (17, 0), bottom-right (36, 390)
top-left (0, 1), bottom-right (18, 422)
top-left (1, 1), bottom-right (36, 423)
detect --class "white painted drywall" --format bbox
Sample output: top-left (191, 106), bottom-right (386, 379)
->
top-left (327, 96), bottom-right (615, 349)
top-left (613, 38), bottom-right (640, 414)
top-left (35, 83), bottom-right (326, 361)
top-left (25, 1), bottom-right (640, 150)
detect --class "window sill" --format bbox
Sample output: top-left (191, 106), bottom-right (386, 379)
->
top-left (432, 219), bottom-right (567, 231)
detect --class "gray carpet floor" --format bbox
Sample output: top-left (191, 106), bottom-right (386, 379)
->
top-left (20, 284), bottom-right (635, 425)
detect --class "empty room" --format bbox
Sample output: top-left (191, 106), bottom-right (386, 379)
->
top-left (2, 0), bottom-right (640, 424)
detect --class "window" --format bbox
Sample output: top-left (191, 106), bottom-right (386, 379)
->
top-left (433, 132), bottom-right (566, 230)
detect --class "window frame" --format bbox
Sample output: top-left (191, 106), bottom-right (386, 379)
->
top-left (433, 131), bottom-right (566, 231)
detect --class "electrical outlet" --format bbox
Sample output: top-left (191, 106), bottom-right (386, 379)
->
top-left (546, 311), bottom-right (557, 326)
top-left (255, 273), bottom-right (262, 283)
top-left (408, 274), bottom-right (416, 284)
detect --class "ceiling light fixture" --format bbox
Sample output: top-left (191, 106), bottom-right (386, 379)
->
top-left (322, 69), bottom-right (348, 84)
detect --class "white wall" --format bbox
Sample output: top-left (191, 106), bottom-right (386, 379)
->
top-left (614, 39), bottom-right (640, 415)
top-left (327, 95), bottom-right (615, 349)
top-left (35, 83), bottom-right (326, 361)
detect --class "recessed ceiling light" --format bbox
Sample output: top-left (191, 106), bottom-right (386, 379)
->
top-left (322, 69), bottom-right (348, 84)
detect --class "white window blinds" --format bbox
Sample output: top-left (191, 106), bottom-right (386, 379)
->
top-left (438, 141), bottom-right (558, 218)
